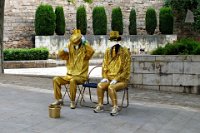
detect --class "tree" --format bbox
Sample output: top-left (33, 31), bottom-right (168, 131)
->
top-left (0, 0), bottom-right (5, 73)
top-left (55, 6), bottom-right (66, 35)
top-left (111, 7), bottom-right (123, 35)
top-left (129, 8), bottom-right (137, 35)
top-left (92, 6), bottom-right (107, 35)
top-left (145, 8), bottom-right (157, 35)
top-left (76, 5), bottom-right (87, 35)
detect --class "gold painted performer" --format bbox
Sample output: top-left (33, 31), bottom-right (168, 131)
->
top-left (94, 31), bottom-right (131, 116)
top-left (51, 29), bottom-right (95, 109)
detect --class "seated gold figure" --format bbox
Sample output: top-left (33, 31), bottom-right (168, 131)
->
top-left (94, 31), bottom-right (131, 116)
top-left (51, 29), bottom-right (95, 109)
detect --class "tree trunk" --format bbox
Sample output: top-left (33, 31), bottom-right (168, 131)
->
top-left (0, 0), bottom-right (5, 73)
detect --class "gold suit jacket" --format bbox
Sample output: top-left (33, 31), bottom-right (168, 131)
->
top-left (102, 46), bottom-right (131, 83)
top-left (58, 42), bottom-right (95, 80)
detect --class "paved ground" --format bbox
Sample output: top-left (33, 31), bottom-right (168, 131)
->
top-left (1, 78), bottom-right (200, 133)
top-left (0, 64), bottom-right (200, 133)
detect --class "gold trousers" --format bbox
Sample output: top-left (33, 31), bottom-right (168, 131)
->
top-left (53, 75), bottom-right (86, 101)
top-left (97, 82), bottom-right (127, 106)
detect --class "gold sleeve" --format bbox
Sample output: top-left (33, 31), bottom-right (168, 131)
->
top-left (102, 48), bottom-right (110, 79)
top-left (58, 44), bottom-right (69, 60)
top-left (84, 42), bottom-right (95, 60)
top-left (114, 48), bottom-right (131, 82)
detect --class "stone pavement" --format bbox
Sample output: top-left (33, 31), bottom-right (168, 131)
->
top-left (1, 65), bottom-right (200, 133)
top-left (1, 78), bottom-right (200, 133)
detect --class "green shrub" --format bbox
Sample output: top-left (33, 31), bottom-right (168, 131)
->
top-left (145, 8), bottom-right (157, 35)
top-left (83, 0), bottom-right (93, 3)
top-left (159, 7), bottom-right (174, 34)
top-left (3, 48), bottom-right (49, 61)
top-left (111, 7), bottom-right (123, 35)
top-left (151, 47), bottom-right (165, 55)
top-left (35, 4), bottom-right (56, 36)
top-left (151, 38), bottom-right (200, 55)
top-left (76, 5), bottom-right (87, 35)
top-left (92, 6), bottom-right (107, 35)
top-left (55, 6), bottom-right (66, 35)
top-left (129, 8), bottom-right (137, 35)
top-left (193, 45), bottom-right (200, 54)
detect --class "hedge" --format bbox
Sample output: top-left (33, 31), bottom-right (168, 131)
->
top-left (129, 8), bottom-right (137, 35)
top-left (151, 38), bottom-right (200, 55)
top-left (159, 7), bottom-right (174, 34)
top-left (76, 5), bottom-right (87, 35)
top-left (92, 6), bottom-right (107, 35)
top-left (111, 7), bottom-right (123, 35)
top-left (145, 8), bottom-right (157, 35)
top-left (55, 6), bottom-right (66, 35)
top-left (35, 4), bottom-right (56, 36)
top-left (4, 48), bottom-right (49, 61)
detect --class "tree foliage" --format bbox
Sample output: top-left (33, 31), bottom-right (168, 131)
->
top-left (35, 4), bottom-right (56, 36)
top-left (145, 8), bottom-right (157, 35)
top-left (111, 7), bottom-right (123, 35)
top-left (55, 6), bottom-right (65, 35)
top-left (159, 7), bottom-right (174, 34)
top-left (76, 5), bottom-right (87, 35)
top-left (92, 6), bottom-right (107, 35)
top-left (129, 8), bottom-right (137, 35)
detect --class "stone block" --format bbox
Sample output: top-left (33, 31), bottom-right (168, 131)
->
top-left (191, 55), bottom-right (200, 61)
top-left (160, 86), bottom-right (184, 93)
top-left (143, 74), bottom-right (160, 85)
top-left (131, 84), bottom-right (159, 91)
top-left (133, 55), bottom-right (156, 62)
top-left (155, 61), bottom-right (184, 74)
top-left (160, 74), bottom-right (173, 86)
top-left (184, 62), bottom-right (200, 74)
top-left (133, 61), bottom-right (155, 73)
top-left (130, 73), bottom-right (143, 84)
top-left (156, 55), bottom-right (188, 62)
top-left (172, 74), bottom-right (199, 86)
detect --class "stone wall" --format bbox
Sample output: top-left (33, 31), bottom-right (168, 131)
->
top-left (35, 35), bottom-right (177, 56)
top-left (3, 0), bottom-right (164, 48)
top-left (131, 55), bottom-right (200, 94)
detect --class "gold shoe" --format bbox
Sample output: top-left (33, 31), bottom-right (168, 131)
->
top-left (70, 101), bottom-right (76, 109)
top-left (93, 104), bottom-right (104, 113)
top-left (110, 106), bottom-right (119, 116)
top-left (51, 100), bottom-right (63, 106)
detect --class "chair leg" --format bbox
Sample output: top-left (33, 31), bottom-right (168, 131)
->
top-left (105, 91), bottom-right (109, 105)
top-left (126, 88), bottom-right (129, 108)
top-left (62, 85), bottom-right (71, 101)
top-left (75, 85), bottom-right (83, 105)
top-left (62, 89), bottom-right (67, 101)
top-left (62, 85), bottom-right (83, 106)
top-left (80, 87), bottom-right (97, 108)
top-left (119, 87), bottom-right (129, 111)
top-left (80, 87), bottom-right (86, 106)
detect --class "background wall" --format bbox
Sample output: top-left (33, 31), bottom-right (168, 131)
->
top-left (131, 55), bottom-right (200, 94)
top-left (35, 35), bottom-right (177, 56)
top-left (3, 0), bottom-right (164, 48)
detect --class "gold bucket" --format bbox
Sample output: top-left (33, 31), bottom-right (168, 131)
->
top-left (49, 105), bottom-right (61, 118)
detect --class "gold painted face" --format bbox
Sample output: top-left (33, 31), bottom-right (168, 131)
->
top-left (70, 33), bottom-right (82, 46)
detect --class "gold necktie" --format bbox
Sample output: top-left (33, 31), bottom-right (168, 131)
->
top-left (112, 47), bottom-right (116, 57)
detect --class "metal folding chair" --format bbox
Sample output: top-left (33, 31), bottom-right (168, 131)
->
top-left (80, 65), bottom-right (109, 108)
top-left (62, 84), bottom-right (83, 106)
top-left (79, 65), bottom-right (130, 110)
top-left (117, 87), bottom-right (129, 111)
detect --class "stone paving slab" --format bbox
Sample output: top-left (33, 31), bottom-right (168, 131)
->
top-left (1, 83), bottom-right (200, 133)
top-left (0, 74), bottom-right (200, 110)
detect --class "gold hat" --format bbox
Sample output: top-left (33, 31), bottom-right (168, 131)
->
top-left (70, 29), bottom-right (82, 45)
top-left (109, 31), bottom-right (121, 41)
top-left (72, 29), bottom-right (81, 34)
